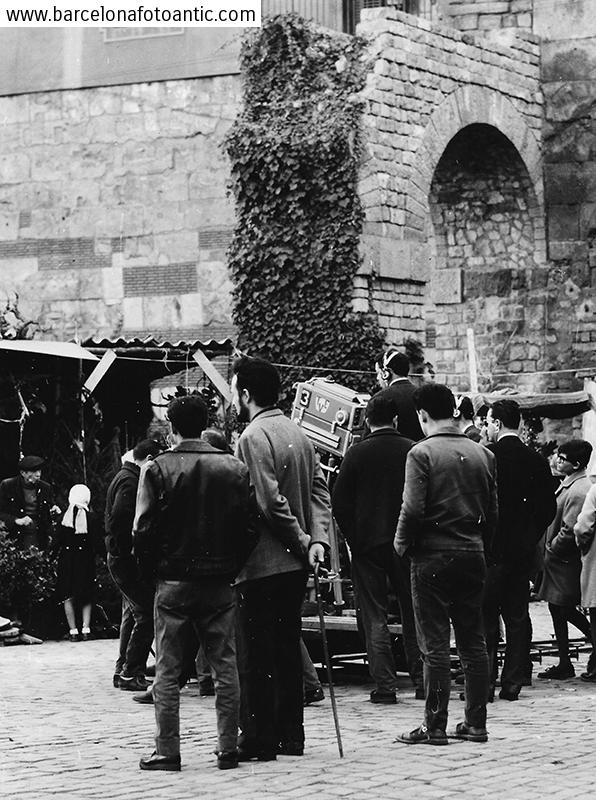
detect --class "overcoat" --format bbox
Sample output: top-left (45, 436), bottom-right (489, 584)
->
top-left (574, 483), bottom-right (596, 608)
top-left (538, 469), bottom-right (592, 607)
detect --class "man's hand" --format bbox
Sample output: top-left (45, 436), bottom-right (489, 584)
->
top-left (15, 516), bottom-right (34, 528)
top-left (50, 505), bottom-right (62, 517)
top-left (308, 542), bottom-right (325, 568)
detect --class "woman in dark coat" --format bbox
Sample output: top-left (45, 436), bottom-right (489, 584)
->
top-left (537, 440), bottom-right (593, 679)
top-left (55, 484), bottom-right (96, 641)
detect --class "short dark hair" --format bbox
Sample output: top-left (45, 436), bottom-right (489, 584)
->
top-left (233, 356), bottom-right (280, 408)
top-left (490, 399), bottom-right (521, 430)
top-left (366, 393), bottom-right (398, 428)
top-left (558, 439), bottom-right (593, 469)
top-left (167, 395), bottom-right (209, 438)
top-left (458, 396), bottom-right (475, 422)
top-left (201, 428), bottom-right (228, 451)
top-left (384, 350), bottom-right (410, 378)
top-left (132, 439), bottom-right (162, 461)
top-left (413, 383), bottom-right (455, 420)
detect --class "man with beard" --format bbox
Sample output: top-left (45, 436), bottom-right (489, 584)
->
top-left (0, 455), bottom-right (60, 550)
top-left (231, 356), bottom-right (331, 761)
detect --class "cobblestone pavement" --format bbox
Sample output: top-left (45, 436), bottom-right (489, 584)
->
top-left (2, 602), bottom-right (595, 800)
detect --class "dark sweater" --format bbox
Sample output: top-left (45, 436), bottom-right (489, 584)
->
top-left (104, 461), bottom-right (140, 558)
top-left (332, 429), bottom-right (413, 555)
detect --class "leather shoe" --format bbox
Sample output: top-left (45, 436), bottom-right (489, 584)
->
top-left (580, 671), bottom-right (596, 682)
top-left (537, 663), bottom-right (575, 680)
top-left (119, 675), bottom-right (148, 692)
top-left (395, 725), bottom-right (448, 746)
top-left (448, 721), bottom-right (488, 743)
top-left (139, 752), bottom-right (181, 771)
top-left (237, 747), bottom-right (277, 762)
top-left (217, 751), bottom-right (238, 770)
top-left (133, 689), bottom-right (154, 704)
top-left (499, 685), bottom-right (520, 701)
top-left (113, 673), bottom-right (121, 688)
top-left (370, 689), bottom-right (397, 705)
top-left (304, 687), bottom-right (325, 706)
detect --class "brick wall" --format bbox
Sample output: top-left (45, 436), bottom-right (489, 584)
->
top-left (0, 76), bottom-right (239, 342)
top-left (355, 6), bottom-right (545, 390)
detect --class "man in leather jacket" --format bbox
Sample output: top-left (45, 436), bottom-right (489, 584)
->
top-left (134, 395), bottom-right (255, 773)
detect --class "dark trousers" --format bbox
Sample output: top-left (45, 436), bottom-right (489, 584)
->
top-left (115, 596), bottom-right (134, 675)
top-left (237, 570), bottom-right (307, 754)
top-left (107, 554), bottom-right (154, 678)
top-left (411, 551), bottom-right (489, 732)
top-left (351, 542), bottom-right (422, 692)
top-left (483, 565), bottom-right (532, 692)
top-left (153, 578), bottom-right (239, 756)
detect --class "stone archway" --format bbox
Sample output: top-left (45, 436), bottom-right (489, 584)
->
top-left (426, 122), bottom-right (544, 389)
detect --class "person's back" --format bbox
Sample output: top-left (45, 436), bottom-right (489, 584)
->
top-left (137, 441), bottom-right (251, 579)
top-left (333, 428), bottom-right (413, 554)
top-left (488, 436), bottom-right (556, 566)
top-left (236, 408), bottom-right (328, 582)
top-left (394, 383), bottom-right (496, 748)
top-left (398, 431), bottom-right (496, 553)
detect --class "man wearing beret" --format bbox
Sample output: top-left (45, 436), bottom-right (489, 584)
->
top-left (0, 455), bottom-right (61, 550)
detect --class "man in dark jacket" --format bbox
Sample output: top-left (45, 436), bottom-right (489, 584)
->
top-left (374, 349), bottom-right (424, 441)
top-left (484, 399), bottom-right (556, 700)
top-left (395, 383), bottom-right (497, 746)
top-left (105, 439), bottom-right (162, 691)
top-left (0, 455), bottom-right (60, 550)
top-left (134, 395), bottom-right (254, 772)
top-left (232, 356), bottom-right (330, 762)
top-left (332, 392), bottom-right (422, 703)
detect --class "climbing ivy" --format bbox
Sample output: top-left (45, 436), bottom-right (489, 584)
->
top-left (225, 14), bottom-right (385, 404)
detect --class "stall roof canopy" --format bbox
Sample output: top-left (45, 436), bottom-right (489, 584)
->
top-left (82, 336), bottom-right (235, 360)
top-left (0, 339), bottom-right (99, 361)
top-left (469, 390), bottom-right (592, 419)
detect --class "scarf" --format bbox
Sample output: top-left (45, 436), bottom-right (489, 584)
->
top-left (62, 484), bottom-right (90, 534)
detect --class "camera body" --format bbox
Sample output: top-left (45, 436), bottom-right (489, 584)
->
top-left (290, 378), bottom-right (370, 458)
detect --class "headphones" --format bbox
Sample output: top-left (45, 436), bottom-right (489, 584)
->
top-left (381, 350), bottom-right (397, 382)
top-left (453, 395), bottom-right (463, 419)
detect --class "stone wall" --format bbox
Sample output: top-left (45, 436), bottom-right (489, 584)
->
top-left (441, 0), bottom-right (533, 33)
top-left (0, 76), bottom-right (240, 342)
top-left (542, 35), bottom-right (596, 374)
top-left (356, 6), bottom-right (546, 389)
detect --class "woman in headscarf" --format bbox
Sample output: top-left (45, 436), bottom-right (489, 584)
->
top-left (537, 440), bottom-right (593, 679)
top-left (55, 484), bottom-right (96, 641)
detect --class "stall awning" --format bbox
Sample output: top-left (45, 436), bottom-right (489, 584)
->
top-left (0, 339), bottom-right (99, 361)
top-left (469, 390), bottom-right (591, 419)
top-left (82, 336), bottom-right (234, 361)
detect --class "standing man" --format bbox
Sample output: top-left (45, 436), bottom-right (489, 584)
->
top-left (374, 349), bottom-right (424, 441)
top-left (332, 392), bottom-right (423, 703)
top-left (232, 356), bottom-right (331, 761)
top-left (394, 384), bottom-right (497, 746)
top-left (105, 438), bottom-right (162, 692)
top-left (483, 399), bottom-right (556, 700)
top-left (134, 395), bottom-right (254, 772)
top-left (455, 396), bottom-right (482, 442)
top-left (0, 455), bottom-right (60, 550)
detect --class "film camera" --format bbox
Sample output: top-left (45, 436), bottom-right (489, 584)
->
top-left (290, 378), bottom-right (371, 459)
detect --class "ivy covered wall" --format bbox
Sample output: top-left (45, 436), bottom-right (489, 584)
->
top-left (225, 15), bottom-right (385, 399)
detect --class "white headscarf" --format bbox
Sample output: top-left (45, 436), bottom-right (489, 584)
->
top-left (62, 484), bottom-right (91, 534)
